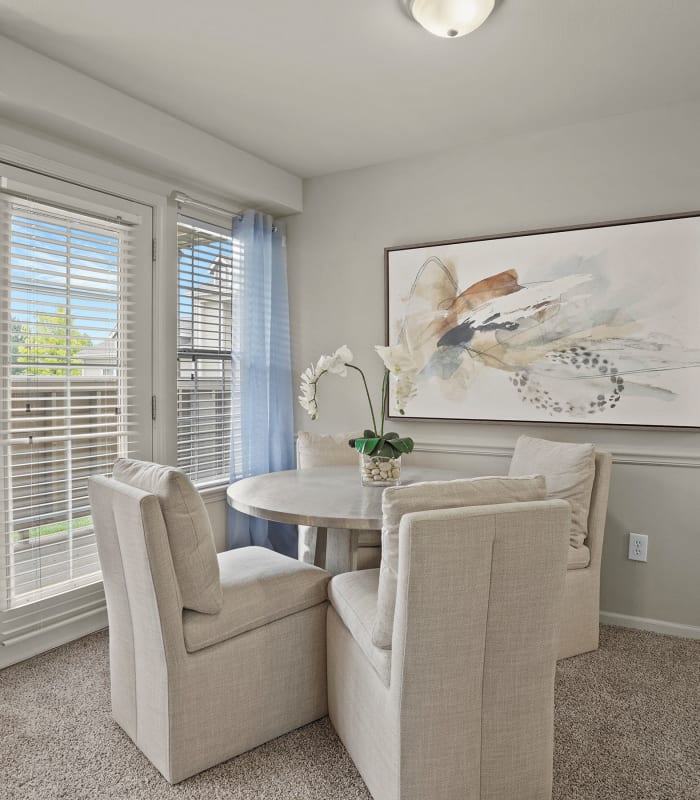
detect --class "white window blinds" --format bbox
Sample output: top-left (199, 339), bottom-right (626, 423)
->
top-left (177, 216), bottom-right (240, 486)
top-left (0, 186), bottom-right (140, 647)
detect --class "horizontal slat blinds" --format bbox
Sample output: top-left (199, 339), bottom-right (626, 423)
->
top-left (177, 216), bottom-right (238, 486)
top-left (0, 191), bottom-right (136, 644)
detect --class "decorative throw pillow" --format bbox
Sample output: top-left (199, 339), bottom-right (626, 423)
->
top-left (112, 458), bottom-right (222, 614)
top-left (372, 474), bottom-right (547, 650)
top-left (508, 435), bottom-right (595, 549)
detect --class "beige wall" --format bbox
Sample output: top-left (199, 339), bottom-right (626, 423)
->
top-left (286, 100), bottom-right (700, 634)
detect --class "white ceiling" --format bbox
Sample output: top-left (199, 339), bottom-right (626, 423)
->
top-left (1, 1), bottom-right (699, 178)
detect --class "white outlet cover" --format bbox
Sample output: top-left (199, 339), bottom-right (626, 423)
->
top-left (628, 532), bottom-right (648, 562)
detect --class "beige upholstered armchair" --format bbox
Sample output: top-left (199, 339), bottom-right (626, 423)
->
top-left (508, 437), bottom-right (613, 659)
top-left (89, 459), bottom-right (329, 783)
top-left (326, 475), bottom-right (571, 800)
top-left (296, 431), bottom-right (381, 573)
top-left (559, 450), bottom-right (613, 658)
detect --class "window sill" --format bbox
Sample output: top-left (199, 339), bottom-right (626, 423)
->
top-left (198, 482), bottom-right (229, 503)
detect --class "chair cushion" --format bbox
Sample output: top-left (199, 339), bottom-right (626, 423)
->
top-left (112, 458), bottom-right (222, 614)
top-left (567, 543), bottom-right (591, 570)
top-left (508, 436), bottom-right (596, 548)
top-left (328, 569), bottom-right (391, 686)
top-left (296, 431), bottom-right (359, 468)
top-left (372, 475), bottom-right (547, 650)
top-left (183, 546), bottom-right (329, 653)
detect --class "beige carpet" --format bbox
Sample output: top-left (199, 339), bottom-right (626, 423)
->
top-left (1, 625), bottom-right (698, 799)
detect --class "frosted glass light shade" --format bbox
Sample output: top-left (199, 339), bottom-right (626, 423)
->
top-left (407, 0), bottom-right (495, 38)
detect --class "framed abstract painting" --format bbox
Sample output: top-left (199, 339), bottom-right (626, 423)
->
top-left (384, 213), bottom-right (700, 429)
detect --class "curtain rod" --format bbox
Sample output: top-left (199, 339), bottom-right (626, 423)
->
top-left (174, 192), bottom-right (277, 232)
top-left (174, 192), bottom-right (243, 221)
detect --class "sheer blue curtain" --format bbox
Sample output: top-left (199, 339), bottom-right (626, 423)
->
top-left (227, 211), bottom-right (297, 556)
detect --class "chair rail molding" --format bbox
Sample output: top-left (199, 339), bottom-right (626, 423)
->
top-left (412, 440), bottom-right (700, 468)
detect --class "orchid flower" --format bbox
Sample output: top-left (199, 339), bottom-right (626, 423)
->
top-left (375, 344), bottom-right (418, 415)
top-left (298, 346), bottom-right (362, 423)
top-left (299, 344), bottom-right (418, 455)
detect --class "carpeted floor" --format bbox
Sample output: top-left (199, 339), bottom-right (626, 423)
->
top-left (1, 625), bottom-right (698, 799)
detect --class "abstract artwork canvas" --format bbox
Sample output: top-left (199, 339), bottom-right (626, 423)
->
top-left (385, 214), bottom-right (700, 428)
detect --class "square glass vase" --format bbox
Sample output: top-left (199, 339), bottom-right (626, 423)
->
top-left (359, 454), bottom-right (402, 487)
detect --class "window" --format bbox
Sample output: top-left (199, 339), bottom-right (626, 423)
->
top-left (177, 215), bottom-right (240, 486)
top-left (0, 166), bottom-right (152, 649)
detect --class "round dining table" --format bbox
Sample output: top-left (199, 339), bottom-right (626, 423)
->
top-left (227, 465), bottom-right (466, 569)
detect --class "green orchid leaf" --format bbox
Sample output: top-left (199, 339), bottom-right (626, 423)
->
top-left (364, 429), bottom-right (377, 438)
top-left (354, 437), bottom-right (380, 455)
top-left (390, 437), bottom-right (414, 454)
top-left (353, 434), bottom-right (415, 458)
top-left (348, 438), bottom-right (356, 449)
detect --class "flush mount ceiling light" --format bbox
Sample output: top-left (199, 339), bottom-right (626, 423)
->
top-left (402, 0), bottom-right (495, 38)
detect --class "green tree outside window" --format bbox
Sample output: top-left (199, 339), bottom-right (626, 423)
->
top-left (16, 307), bottom-right (92, 376)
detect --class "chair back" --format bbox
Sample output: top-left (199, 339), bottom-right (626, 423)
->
top-left (587, 451), bottom-right (613, 567)
top-left (391, 499), bottom-right (570, 800)
top-left (88, 475), bottom-right (183, 749)
top-left (296, 431), bottom-right (359, 468)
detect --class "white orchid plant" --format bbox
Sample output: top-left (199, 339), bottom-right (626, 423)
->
top-left (298, 345), bottom-right (415, 459)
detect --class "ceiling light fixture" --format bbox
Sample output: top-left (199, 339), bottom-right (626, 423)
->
top-left (402, 0), bottom-right (495, 38)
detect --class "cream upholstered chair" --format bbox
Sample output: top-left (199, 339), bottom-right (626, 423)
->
top-left (508, 436), bottom-right (612, 659)
top-left (296, 431), bottom-right (381, 574)
top-left (327, 476), bottom-right (571, 800)
top-left (88, 459), bottom-right (329, 784)
top-left (559, 451), bottom-right (612, 658)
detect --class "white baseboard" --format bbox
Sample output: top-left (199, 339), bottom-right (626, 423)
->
top-left (600, 611), bottom-right (700, 640)
top-left (0, 608), bottom-right (108, 670)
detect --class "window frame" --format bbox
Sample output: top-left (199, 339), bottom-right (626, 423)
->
top-left (0, 160), bottom-right (155, 664)
top-left (175, 212), bottom-right (236, 489)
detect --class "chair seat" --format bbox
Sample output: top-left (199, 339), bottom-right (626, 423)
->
top-left (183, 546), bottom-right (329, 653)
top-left (567, 543), bottom-right (591, 570)
top-left (327, 568), bottom-right (391, 686)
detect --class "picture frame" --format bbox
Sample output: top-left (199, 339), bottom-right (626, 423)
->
top-left (384, 212), bottom-right (700, 429)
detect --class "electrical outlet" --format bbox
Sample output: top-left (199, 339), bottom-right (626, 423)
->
top-left (628, 532), bottom-right (648, 562)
